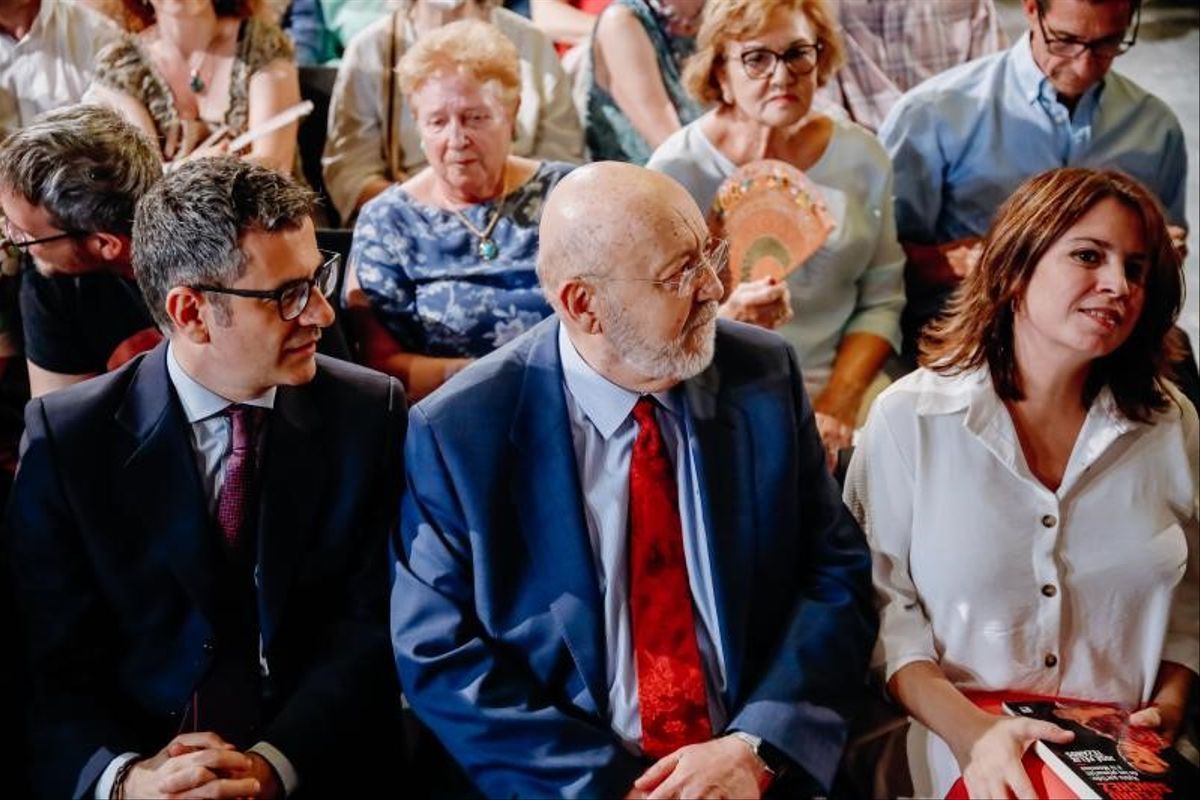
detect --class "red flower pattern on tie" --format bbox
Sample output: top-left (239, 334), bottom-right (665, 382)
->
top-left (628, 397), bottom-right (712, 759)
top-left (216, 405), bottom-right (264, 550)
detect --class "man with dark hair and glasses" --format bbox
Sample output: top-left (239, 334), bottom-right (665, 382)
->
top-left (6, 156), bottom-right (409, 800)
top-left (392, 162), bottom-right (876, 799)
top-left (878, 0), bottom-right (1189, 369)
top-left (0, 104), bottom-right (164, 398)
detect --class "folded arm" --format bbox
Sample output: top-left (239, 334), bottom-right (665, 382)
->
top-left (7, 401), bottom-right (150, 798)
top-left (727, 346), bottom-right (878, 793)
top-left (391, 409), bottom-right (644, 798)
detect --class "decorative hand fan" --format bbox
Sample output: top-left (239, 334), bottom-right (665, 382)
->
top-left (710, 159), bottom-right (835, 283)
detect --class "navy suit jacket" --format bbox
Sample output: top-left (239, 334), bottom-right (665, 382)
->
top-left (392, 318), bottom-right (878, 798)
top-left (5, 344), bottom-right (407, 799)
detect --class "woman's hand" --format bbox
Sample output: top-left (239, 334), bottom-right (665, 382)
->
top-left (717, 277), bottom-right (792, 329)
top-left (1129, 702), bottom-right (1187, 743)
top-left (957, 716), bottom-right (1074, 800)
top-left (813, 412), bottom-right (853, 473)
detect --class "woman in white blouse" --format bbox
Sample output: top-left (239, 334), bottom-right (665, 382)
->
top-left (844, 168), bottom-right (1198, 800)
top-left (647, 0), bottom-right (905, 466)
top-left (323, 0), bottom-right (582, 225)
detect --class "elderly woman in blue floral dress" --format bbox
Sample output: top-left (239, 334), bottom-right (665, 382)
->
top-left (346, 18), bottom-right (573, 399)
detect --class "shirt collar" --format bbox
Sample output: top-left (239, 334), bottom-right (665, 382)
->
top-left (166, 342), bottom-right (277, 424)
top-left (557, 324), bottom-right (679, 440)
top-left (1012, 30), bottom-right (1107, 108)
top-left (915, 364), bottom-right (1136, 435)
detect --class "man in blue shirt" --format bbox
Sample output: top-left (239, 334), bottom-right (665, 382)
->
top-left (392, 162), bottom-right (876, 799)
top-left (880, 0), bottom-right (1186, 359)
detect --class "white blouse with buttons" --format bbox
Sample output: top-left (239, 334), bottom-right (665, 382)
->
top-left (843, 366), bottom-right (1199, 798)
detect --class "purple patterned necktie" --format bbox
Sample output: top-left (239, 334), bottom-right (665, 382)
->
top-left (216, 405), bottom-right (265, 550)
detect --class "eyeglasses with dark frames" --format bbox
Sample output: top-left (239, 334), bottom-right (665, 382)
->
top-left (1, 216), bottom-right (86, 258)
top-left (190, 250), bottom-right (341, 321)
top-left (1035, 4), bottom-right (1139, 59)
top-left (583, 238), bottom-right (730, 298)
top-left (739, 42), bottom-right (823, 80)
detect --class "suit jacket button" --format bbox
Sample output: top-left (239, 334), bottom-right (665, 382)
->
top-left (202, 640), bottom-right (216, 653)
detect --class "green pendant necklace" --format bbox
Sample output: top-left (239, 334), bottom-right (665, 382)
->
top-left (447, 169), bottom-right (510, 262)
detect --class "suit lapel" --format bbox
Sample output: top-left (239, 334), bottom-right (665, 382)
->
top-left (256, 381), bottom-right (326, 651)
top-left (509, 320), bottom-right (609, 716)
top-left (116, 344), bottom-right (220, 625)
top-left (685, 356), bottom-right (752, 705)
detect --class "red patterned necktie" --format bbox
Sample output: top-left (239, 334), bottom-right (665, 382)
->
top-left (628, 396), bottom-right (712, 759)
top-left (216, 405), bottom-right (265, 550)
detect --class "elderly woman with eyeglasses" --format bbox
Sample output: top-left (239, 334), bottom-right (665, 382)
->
top-left (344, 19), bottom-right (573, 401)
top-left (648, 0), bottom-right (905, 466)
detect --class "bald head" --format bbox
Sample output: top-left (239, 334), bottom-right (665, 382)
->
top-left (536, 162), bottom-right (706, 301)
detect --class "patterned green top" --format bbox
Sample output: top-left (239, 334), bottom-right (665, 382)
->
top-left (585, 0), bottom-right (703, 165)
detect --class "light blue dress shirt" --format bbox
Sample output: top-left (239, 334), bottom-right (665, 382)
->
top-left (94, 346), bottom-right (296, 799)
top-left (879, 31), bottom-right (1188, 245)
top-left (166, 344), bottom-right (276, 517)
top-left (557, 325), bottom-right (728, 754)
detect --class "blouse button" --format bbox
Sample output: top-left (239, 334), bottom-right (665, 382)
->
top-left (1041, 514), bottom-right (1057, 528)
top-left (1041, 584), bottom-right (1057, 598)
top-left (1044, 653), bottom-right (1058, 668)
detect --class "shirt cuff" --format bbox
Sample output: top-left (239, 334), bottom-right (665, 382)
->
top-left (95, 752), bottom-right (139, 799)
top-left (250, 741), bottom-right (299, 797)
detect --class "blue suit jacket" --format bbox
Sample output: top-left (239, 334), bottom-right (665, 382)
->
top-left (392, 318), bottom-right (878, 798)
top-left (6, 344), bottom-right (407, 799)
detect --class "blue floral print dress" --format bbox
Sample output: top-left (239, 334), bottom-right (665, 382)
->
top-left (349, 161), bottom-right (573, 358)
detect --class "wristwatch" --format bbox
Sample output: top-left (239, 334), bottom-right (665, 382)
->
top-left (729, 730), bottom-right (790, 783)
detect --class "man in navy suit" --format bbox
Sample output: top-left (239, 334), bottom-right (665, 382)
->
top-left (6, 157), bottom-right (407, 799)
top-left (392, 162), bottom-right (878, 798)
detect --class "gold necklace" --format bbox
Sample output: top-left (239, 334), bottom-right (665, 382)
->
top-left (446, 167), bottom-right (510, 262)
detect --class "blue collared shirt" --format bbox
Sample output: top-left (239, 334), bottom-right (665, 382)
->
top-left (879, 31), bottom-right (1188, 244)
top-left (557, 325), bottom-right (728, 753)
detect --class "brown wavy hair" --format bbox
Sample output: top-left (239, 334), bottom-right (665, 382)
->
top-left (683, 0), bottom-right (844, 106)
top-left (920, 167), bottom-right (1184, 423)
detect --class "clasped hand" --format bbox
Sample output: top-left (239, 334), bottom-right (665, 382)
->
top-left (625, 735), bottom-right (772, 800)
top-left (121, 732), bottom-right (279, 799)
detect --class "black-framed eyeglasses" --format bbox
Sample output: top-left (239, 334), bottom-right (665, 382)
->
top-left (190, 250), bottom-right (340, 321)
top-left (583, 238), bottom-right (730, 298)
top-left (1, 216), bottom-right (86, 258)
top-left (739, 42), bottom-right (822, 80)
top-left (1036, 3), bottom-right (1139, 59)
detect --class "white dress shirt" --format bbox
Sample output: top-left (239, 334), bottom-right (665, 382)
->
top-left (557, 325), bottom-right (728, 753)
top-left (843, 367), bottom-right (1200, 798)
top-left (322, 6), bottom-right (584, 223)
top-left (94, 346), bottom-right (296, 798)
top-left (0, 0), bottom-right (119, 134)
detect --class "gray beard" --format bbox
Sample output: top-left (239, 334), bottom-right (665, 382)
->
top-left (599, 292), bottom-right (718, 382)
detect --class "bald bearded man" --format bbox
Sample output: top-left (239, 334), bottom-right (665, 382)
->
top-left (391, 162), bottom-right (877, 799)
